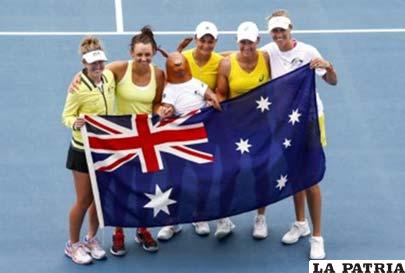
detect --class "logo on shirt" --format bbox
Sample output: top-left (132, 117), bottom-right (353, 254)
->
top-left (291, 57), bottom-right (304, 67)
top-left (259, 74), bottom-right (265, 82)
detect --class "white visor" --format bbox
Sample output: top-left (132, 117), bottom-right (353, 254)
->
top-left (267, 16), bottom-right (291, 31)
top-left (82, 50), bottom-right (107, 63)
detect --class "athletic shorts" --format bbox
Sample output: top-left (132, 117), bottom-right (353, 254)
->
top-left (66, 145), bottom-right (88, 173)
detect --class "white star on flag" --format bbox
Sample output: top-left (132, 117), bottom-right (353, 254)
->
top-left (256, 96), bottom-right (272, 112)
top-left (236, 138), bottom-right (252, 154)
top-left (144, 185), bottom-right (177, 217)
top-left (288, 108), bottom-right (301, 125)
top-left (276, 174), bottom-right (288, 190)
top-left (283, 138), bottom-right (292, 149)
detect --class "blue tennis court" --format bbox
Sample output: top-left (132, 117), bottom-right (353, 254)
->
top-left (1, 1), bottom-right (404, 272)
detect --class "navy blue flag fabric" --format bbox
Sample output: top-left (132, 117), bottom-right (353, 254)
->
top-left (82, 64), bottom-right (325, 228)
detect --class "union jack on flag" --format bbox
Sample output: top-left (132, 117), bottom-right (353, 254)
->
top-left (84, 110), bottom-right (214, 173)
top-left (81, 64), bottom-right (326, 228)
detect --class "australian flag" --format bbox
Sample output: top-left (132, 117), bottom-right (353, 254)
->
top-left (82, 64), bottom-right (325, 228)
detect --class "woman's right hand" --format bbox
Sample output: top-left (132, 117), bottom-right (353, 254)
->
top-left (73, 117), bottom-right (86, 130)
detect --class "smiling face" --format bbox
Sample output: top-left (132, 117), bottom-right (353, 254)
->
top-left (195, 34), bottom-right (217, 57)
top-left (131, 42), bottom-right (154, 67)
top-left (271, 27), bottom-right (293, 51)
top-left (238, 39), bottom-right (258, 58)
top-left (166, 52), bottom-right (192, 83)
top-left (83, 60), bottom-right (105, 83)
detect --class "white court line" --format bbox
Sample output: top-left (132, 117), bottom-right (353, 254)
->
top-left (1, 28), bottom-right (405, 36)
top-left (114, 0), bottom-right (124, 33)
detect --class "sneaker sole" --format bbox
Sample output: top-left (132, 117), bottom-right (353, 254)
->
top-left (195, 231), bottom-right (210, 236)
top-left (110, 248), bottom-right (126, 256)
top-left (84, 248), bottom-right (107, 260)
top-left (215, 231), bottom-right (232, 239)
top-left (215, 227), bottom-right (234, 240)
top-left (142, 245), bottom-right (159, 252)
top-left (90, 253), bottom-right (107, 260)
top-left (192, 223), bottom-right (210, 236)
top-left (310, 253), bottom-right (326, 260)
top-left (134, 237), bottom-right (159, 252)
top-left (157, 236), bottom-right (172, 241)
top-left (157, 228), bottom-right (182, 241)
top-left (64, 250), bottom-right (73, 260)
top-left (282, 230), bottom-right (311, 244)
top-left (64, 250), bottom-right (93, 265)
top-left (253, 232), bottom-right (268, 240)
top-left (215, 223), bottom-right (235, 240)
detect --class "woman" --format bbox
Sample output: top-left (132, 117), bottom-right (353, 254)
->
top-left (62, 36), bottom-right (114, 264)
top-left (157, 21), bottom-right (231, 240)
top-left (261, 10), bottom-right (337, 260)
top-left (68, 27), bottom-right (165, 255)
top-left (215, 21), bottom-right (271, 240)
top-left (106, 26), bottom-right (165, 255)
top-left (182, 21), bottom-right (223, 91)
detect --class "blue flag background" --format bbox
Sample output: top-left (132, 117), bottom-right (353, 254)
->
top-left (83, 64), bottom-right (325, 228)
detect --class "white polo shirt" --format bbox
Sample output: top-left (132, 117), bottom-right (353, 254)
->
top-left (261, 41), bottom-right (325, 116)
top-left (162, 78), bottom-right (208, 115)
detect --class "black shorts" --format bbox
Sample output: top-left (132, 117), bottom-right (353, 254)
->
top-left (66, 145), bottom-right (89, 173)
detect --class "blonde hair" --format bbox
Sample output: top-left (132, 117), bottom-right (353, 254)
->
top-left (79, 36), bottom-right (103, 55)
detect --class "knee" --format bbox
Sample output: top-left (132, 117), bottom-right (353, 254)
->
top-left (306, 184), bottom-right (321, 196)
top-left (75, 195), bottom-right (94, 211)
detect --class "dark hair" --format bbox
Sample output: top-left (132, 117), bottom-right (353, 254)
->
top-left (130, 25), bottom-right (158, 52)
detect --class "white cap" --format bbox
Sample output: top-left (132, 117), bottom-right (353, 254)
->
top-left (82, 50), bottom-right (107, 63)
top-left (236, 21), bottom-right (259, 42)
top-left (267, 16), bottom-right (291, 31)
top-left (195, 21), bottom-right (218, 39)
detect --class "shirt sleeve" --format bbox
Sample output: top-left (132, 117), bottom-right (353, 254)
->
top-left (61, 91), bottom-right (80, 129)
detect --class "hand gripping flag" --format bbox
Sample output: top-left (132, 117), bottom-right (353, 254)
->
top-left (82, 64), bottom-right (325, 227)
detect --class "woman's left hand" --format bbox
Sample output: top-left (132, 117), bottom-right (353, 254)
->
top-left (158, 104), bottom-right (175, 119)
